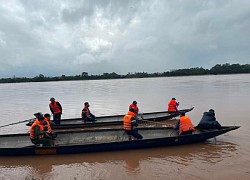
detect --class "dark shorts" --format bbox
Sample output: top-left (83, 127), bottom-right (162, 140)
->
top-left (83, 114), bottom-right (96, 123)
top-left (125, 129), bottom-right (143, 140)
top-left (53, 113), bottom-right (62, 125)
top-left (180, 130), bottom-right (193, 135)
top-left (31, 138), bottom-right (52, 147)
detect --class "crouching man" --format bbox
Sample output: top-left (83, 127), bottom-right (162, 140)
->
top-left (30, 115), bottom-right (53, 147)
top-left (175, 111), bottom-right (195, 135)
top-left (197, 109), bottom-right (222, 130)
top-left (123, 108), bottom-right (143, 140)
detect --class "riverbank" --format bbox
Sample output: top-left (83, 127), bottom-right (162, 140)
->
top-left (1, 63), bottom-right (250, 84)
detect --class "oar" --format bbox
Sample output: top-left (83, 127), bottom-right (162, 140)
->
top-left (0, 118), bottom-right (33, 128)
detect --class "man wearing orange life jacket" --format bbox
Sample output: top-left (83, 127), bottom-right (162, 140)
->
top-left (175, 111), bottom-right (195, 135)
top-left (81, 102), bottom-right (96, 123)
top-left (129, 101), bottom-right (139, 115)
top-left (168, 97), bottom-right (179, 112)
top-left (30, 115), bottom-right (52, 147)
top-left (43, 113), bottom-right (52, 133)
top-left (49, 97), bottom-right (62, 125)
top-left (123, 108), bottom-right (143, 140)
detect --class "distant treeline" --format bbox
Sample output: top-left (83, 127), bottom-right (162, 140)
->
top-left (1, 63), bottom-right (250, 83)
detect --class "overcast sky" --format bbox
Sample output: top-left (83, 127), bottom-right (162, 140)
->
top-left (0, 0), bottom-right (250, 78)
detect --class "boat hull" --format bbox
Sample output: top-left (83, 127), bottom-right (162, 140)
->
top-left (0, 126), bottom-right (239, 156)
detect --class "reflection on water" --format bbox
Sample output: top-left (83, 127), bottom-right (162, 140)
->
top-left (0, 140), bottom-right (238, 180)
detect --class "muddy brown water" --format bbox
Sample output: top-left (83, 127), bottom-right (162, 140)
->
top-left (0, 74), bottom-right (249, 179)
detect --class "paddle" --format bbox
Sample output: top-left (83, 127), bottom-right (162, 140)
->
top-left (0, 118), bottom-right (33, 128)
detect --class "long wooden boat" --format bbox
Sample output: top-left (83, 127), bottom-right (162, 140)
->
top-left (26, 107), bottom-right (194, 129)
top-left (0, 125), bottom-right (239, 156)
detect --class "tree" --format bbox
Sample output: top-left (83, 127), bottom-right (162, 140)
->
top-left (39, 74), bottom-right (45, 78)
top-left (81, 72), bottom-right (88, 77)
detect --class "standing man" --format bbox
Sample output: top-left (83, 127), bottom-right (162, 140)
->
top-left (168, 97), bottom-right (179, 112)
top-left (81, 102), bottom-right (96, 123)
top-left (129, 101), bottom-right (139, 115)
top-left (175, 112), bottom-right (195, 135)
top-left (49, 97), bottom-right (62, 125)
top-left (123, 108), bottom-right (143, 140)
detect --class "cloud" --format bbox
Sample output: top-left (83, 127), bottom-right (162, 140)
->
top-left (0, 0), bottom-right (250, 78)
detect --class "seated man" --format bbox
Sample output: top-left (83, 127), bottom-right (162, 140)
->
top-left (168, 98), bottom-right (179, 112)
top-left (129, 101), bottom-right (139, 115)
top-left (123, 108), bottom-right (143, 140)
top-left (81, 102), bottom-right (96, 123)
top-left (197, 109), bottom-right (222, 129)
top-left (30, 115), bottom-right (53, 147)
top-left (175, 111), bottom-right (195, 135)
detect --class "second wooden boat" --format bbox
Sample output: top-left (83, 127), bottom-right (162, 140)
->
top-left (26, 107), bottom-right (194, 129)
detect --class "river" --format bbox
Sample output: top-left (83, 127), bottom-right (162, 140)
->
top-left (0, 74), bottom-right (249, 180)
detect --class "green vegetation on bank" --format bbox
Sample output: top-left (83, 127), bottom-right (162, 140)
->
top-left (1, 63), bottom-right (250, 83)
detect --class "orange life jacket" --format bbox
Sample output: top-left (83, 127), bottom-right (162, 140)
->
top-left (83, 106), bottom-right (90, 117)
top-left (44, 117), bottom-right (52, 133)
top-left (129, 104), bottom-right (139, 114)
top-left (30, 119), bottom-right (45, 140)
top-left (123, 111), bottom-right (136, 130)
top-left (168, 100), bottom-right (178, 112)
top-left (49, 101), bottom-right (61, 114)
top-left (179, 116), bottom-right (195, 135)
